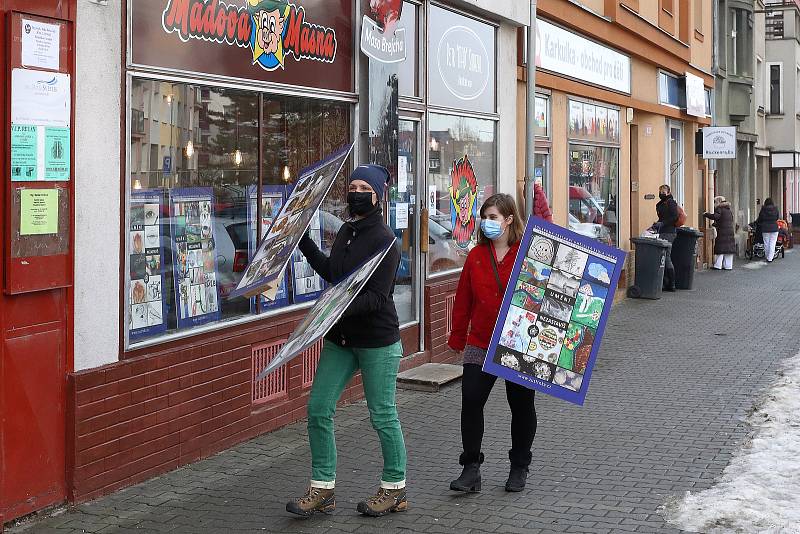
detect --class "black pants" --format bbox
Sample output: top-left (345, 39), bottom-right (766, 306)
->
top-left (460, 363), bottom-right (537, 467)
top-left (659, 232), bottom-right (676, 289)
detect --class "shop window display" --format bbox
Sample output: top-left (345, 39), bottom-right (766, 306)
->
top-left (427, 113), bottom-right (496, 275)
top-left (568, 145), bottom-right (619, 248)
top-left (127, 79), bottom-right (350, 346)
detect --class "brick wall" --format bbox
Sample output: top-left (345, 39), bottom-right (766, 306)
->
top-left (68, 312), bottom-right (422, 503)
top-left (424, 275), bottom-right (460, 365)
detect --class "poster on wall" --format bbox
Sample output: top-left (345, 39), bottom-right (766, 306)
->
top-left (361, 0), bottom-right (406, 63)
top-left (448, 155), bottom-right (479, 250)
top-left (291, 208), bottom-right (327, 304)
top-left (483, 218), bottom-right (626, 405)
top-left (569, 101), bottom-right (583, 139)
top-left (569, 100), bottom-right (621, 144)
top-left (170, 188), bottom-right (221, 329)
top-left (256, 238), bottom-right (397, 380)
top-left (10, 69), bottom-right (71, 182)
top-left (248, 185), bottom-right (290, 311)
top-left (129, 191), bottom-right (168, 341)
top-left (231, 142), bottom-right (354, 299)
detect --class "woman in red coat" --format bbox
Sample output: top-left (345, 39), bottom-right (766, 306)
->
top-left (447, 194), bottom-right (537, 493)
top-left (533, 182), bottom-right (553, 222)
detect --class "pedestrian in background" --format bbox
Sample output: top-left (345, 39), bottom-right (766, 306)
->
top-left (447, 193), bottom-right (537, 494)
top-left (756, 198), bottom-right (780, 263)
top-left (655, 184), bottom-right (679, 291)
top-left (533, 182), bottom-right (553, 222)
top-left (287, 165), bottom-right (407, 518)
top-left (703, 196), bottom-right (735, 270)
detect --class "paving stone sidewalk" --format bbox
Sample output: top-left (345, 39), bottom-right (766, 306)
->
top-left (13, 251), bottom-right (800, 534)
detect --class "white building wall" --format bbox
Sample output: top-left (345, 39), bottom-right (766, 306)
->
top-left (496, 21), bottom-right (519, 196)
top-left (74, 1), bottom-right (121, 371)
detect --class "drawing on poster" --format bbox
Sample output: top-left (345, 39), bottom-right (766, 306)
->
top-left (247, 186), bottom-right (290, 309)
top-left (129, 192), bottom-right (167, 340)
top-left (256, 238), bottom-right (397, 380)
top-left (448, 155), bottom-right (479, 249)
top-left (483, 218), bottom-right (626, 405)
top-left (170, 188), bottom-right (220, 329)
top-left (232, 143), bottom-right (354, 299)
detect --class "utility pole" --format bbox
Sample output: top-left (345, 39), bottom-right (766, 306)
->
top-left (525, 0), bottom-right (538, 218)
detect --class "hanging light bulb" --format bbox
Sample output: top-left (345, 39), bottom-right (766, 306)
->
top-left (185, 140), bottom-right (194, 158)
top-left (283, 164), bottom-right (291, 182)
top-left (133, 179), bottom-right (142, 190)
top-left (233, 149), bottom-right (242, 166)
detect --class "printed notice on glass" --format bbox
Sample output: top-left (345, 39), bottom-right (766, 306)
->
top-left (20, 189), bottom-right (59, 235)
top-left (398, 155), bottom-right (408, 193)
top-left (11, 69), bottom-right (71, 181)
top-left (395, 203), bottom-right (409, 229)
top-left (21, 19), bottom-right (60, 70)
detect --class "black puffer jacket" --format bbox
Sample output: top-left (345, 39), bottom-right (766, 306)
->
top-left (299, 209), bottom-right (401, 348)
top-left (756, 204), bottom-right (779, 233)
top-left (656, 195), bottom-right (680, 234)
top-left (704, 202), bottom-right (735, 254)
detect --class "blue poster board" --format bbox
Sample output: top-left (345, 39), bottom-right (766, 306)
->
top-left (483, 217), bottom-right (626, 405)
top-left (129, 190), bottom-right (168, 341)
top-left (169, 187), bottom-right (222, 329)
top-left (248, 185), bottom-right (290, 311)
top-left (286, 182), bottom-right (327, 304)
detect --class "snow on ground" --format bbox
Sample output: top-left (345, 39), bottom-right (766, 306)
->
top-left (661, 351), bottom-right (800, 533)
top-left (743, 261), bottom-right (766, 270)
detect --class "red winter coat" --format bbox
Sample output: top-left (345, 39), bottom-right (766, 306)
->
top-left (533, 183), bottom-right (553, 222)
top-left (447, 242), bottom-right (521, 351)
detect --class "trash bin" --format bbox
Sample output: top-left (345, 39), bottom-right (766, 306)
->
top-left (791, 213), bottom-right (800, 228)
top-left (671, 227), bottom-right (703, 290)
top-left (628, 237), bottom-right (672, 299)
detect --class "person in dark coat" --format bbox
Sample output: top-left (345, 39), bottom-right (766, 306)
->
top-left (756, 198), bottom-right (780, 262)
top-left (703, 196), bottom-right (735, 270)
top-left (655, 184), bottom-right (679, 291)
top-left (286, 164), bottom-right (407, 518)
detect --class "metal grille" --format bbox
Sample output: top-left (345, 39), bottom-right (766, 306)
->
top-left (445, 294), bottom-right (456, 336)
top-left (252, 339), bottom-right (288, 404)
top-left (302, 340), bottom-right (323, 388)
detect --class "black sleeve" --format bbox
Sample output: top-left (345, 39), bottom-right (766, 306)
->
top-left (298, 235), bottom-right (333, 283)
top-left (668, 200), bottom-right (679, 225)
top-left (756, 208), bottom-right (764, 224)
top-left (704, 208), bottom-right (721, 221)
top-left (341, 241), bottom-right (400, 319)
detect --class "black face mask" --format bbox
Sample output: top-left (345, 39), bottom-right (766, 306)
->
top-left (347, 191), bottom-right (375, 216)
top-left (659, 193), bottom-right (668, 200)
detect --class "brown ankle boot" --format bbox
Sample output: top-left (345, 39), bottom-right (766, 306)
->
top-left (356, 487), bottom-right (408, 517)
top-left (286, 486), bottom-right (335, 517)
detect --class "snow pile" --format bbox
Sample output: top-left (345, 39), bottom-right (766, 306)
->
top-left (662, 351), bottom-right (800, 533)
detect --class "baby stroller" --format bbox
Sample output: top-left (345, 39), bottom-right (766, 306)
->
top-left (745, 220), bottom-right (787, 260)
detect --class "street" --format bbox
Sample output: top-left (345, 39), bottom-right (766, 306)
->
top-left (13, 251), bottom-right (800, 534)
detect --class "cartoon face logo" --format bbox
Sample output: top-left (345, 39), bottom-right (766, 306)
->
top-left (369, 0), bottom-right (403, 35)
top-left (448, 155), bottom-right (478, 249)
top-left (249, 0), bottom-right (289, 70)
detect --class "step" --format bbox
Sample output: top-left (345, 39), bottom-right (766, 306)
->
top-left (397, 363), bottom-right (463, 392)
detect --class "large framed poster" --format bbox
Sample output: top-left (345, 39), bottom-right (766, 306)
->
top-left (169, 188), bottom-right (221, 329)
top-left (289, 196), bottom-right (326, 304)
top-left (129, 191), bottom-right (168, 341)
top-left (232, 142), bottom-right (354, 299)
top-left (248, 185), bottom-right (289, 311)
top-left (483, 218), bottom-right (625, 405)
top-left (256, 238), bottom-right (397, 381)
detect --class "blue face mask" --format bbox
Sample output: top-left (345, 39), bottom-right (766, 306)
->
top-left (481, 219), bottom-right (504, 240)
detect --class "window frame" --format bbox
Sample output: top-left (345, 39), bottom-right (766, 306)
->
top-left (767, 61), bottom-right (783, 115)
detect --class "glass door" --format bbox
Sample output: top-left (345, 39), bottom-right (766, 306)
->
top-left (667, 121), bottom-right (684, 205)
top-left (390, 119), bottom-right (420, 326)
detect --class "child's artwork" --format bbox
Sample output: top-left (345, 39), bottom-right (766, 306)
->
top-left (484, 218), bottom-right (626, 405)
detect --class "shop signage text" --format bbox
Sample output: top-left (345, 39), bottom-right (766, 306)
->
top-left (702, 127), bottom-right (736, 159)
top-left (437, 26), bottom-right (489, 101)
top-left (360, 0), bottom-right (405, 63)
top-left (536, 20), bottom-right (631, 95)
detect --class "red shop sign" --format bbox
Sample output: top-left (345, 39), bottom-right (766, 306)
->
top-left (130, 0), bottom-right (354, 93)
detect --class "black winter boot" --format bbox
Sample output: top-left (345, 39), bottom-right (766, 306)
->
top-left (505, 450), bottom-right (531, 492)
top-left (450, 452), bottom-right (483, 493)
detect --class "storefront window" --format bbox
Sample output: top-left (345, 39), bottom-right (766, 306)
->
top-left (127, 78), bottom-right (350, 346)
top-left (427, 113), bottom-right (496, 274)
top-left (398, 1), bottom-right (418, 97)
top-left (392, 120), bottom-right (418, 324)
top-left (568, 145), bottom-right (619, 248)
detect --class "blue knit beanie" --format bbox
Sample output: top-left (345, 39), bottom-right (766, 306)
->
top-left (350, 164), bottom-right (391, 200)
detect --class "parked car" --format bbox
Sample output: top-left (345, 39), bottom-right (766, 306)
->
top-left (569, 185), bottom-right (605, 225)
top-left (568, 213), bottom-right (612, 245)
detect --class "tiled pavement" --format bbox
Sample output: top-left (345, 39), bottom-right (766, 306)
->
top-left (12, 251), bottom-right (800, 534)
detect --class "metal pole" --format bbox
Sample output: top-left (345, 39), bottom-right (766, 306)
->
top-left (525, 0), bottom-right (537, 218)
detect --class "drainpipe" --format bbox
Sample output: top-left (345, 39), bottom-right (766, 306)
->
top-left (525, 0), bottom-right (537, 218)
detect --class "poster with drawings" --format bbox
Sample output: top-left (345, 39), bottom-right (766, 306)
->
top-left (248, 185), bottom-right (289, 311)
top-left (129, 191), bottom-right (167, 341)
top-left (484, 218), bottom-right (625, 405)
top-left (170, 188), bottom-right (221, 329)
top-left (291, 206), bottom-right (326, 304)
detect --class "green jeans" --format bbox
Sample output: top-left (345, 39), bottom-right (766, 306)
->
top-left (307, 340), bottom-right (406, 488)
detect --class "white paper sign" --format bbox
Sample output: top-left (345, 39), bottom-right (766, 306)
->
top-left (536, 19), bottom-right (631, 94)
top-left (395, 203), bottom-right (409, 229)
top-left (11, 69), bottom-right (70, 128)
top-left (428, 185), bottom-right (437, 211)
top-left (685, 72), bottom-right (706, 117)
top-left (398, 155), bottom-right (408, 193)
top-left (21, 19), bottom-right (60, 70)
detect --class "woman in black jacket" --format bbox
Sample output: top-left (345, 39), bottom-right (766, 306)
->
top-left (655, 184), bottom-right (679, 291)
top-left (703, 196), bottom-right (735, 270)
top-left (757, 198), bottom-right (780, 262)
top-left (286, 165), bottom-right (406, 518)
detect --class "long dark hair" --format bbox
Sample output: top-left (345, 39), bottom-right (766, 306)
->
top-left (764, 197), bottom-right (774, 206)
top-left (477, 194), bottom-right (524, 246)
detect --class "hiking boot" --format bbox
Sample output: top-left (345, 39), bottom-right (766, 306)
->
top-left (450, 463), bottom-right (481, 492)
top-left (286, 486), bottom-right (335, 517)
top-left (505, 465), bottom-right (529, 492)
top-left (356, 487), bottom-right (408, 517)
